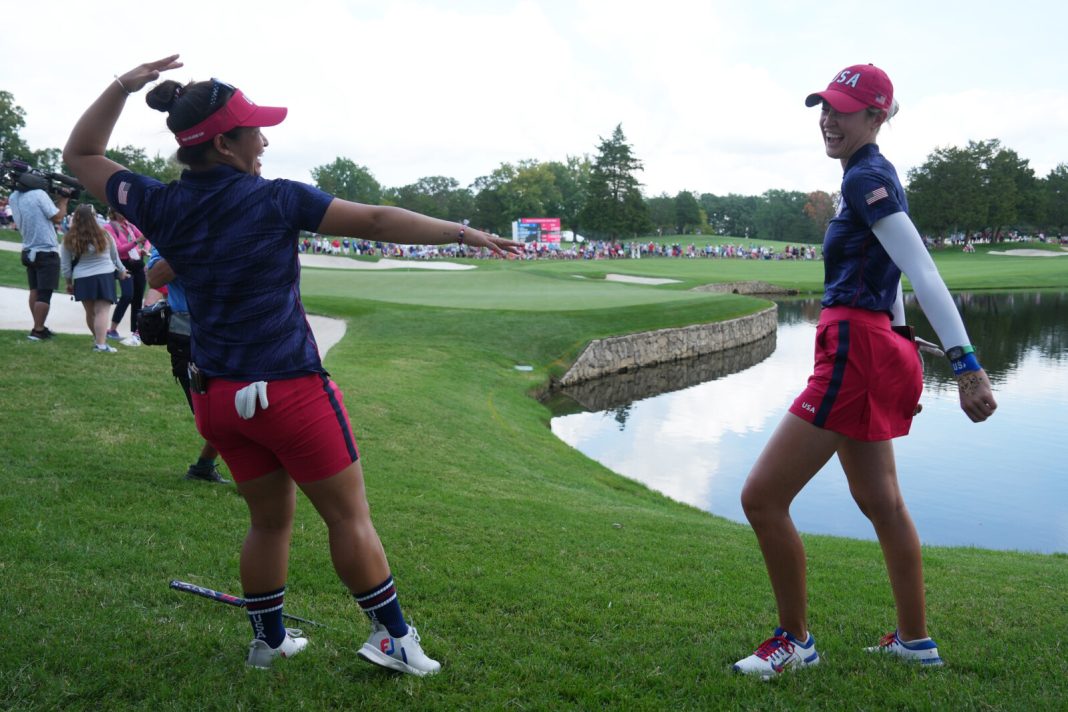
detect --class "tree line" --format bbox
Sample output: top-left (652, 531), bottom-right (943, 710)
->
top-left (3, 89), bottom-right (1065, 242)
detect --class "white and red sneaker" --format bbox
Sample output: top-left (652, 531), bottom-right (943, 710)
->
top-left (358, 622), bottom-right (441, 676)
top-left (733, 627), bottom-right (820, 679)
top-left (865, 630), bottom-right (943, 666)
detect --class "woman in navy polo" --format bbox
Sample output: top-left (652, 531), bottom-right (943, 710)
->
top-left (64, 55), bottom-right (522, 675)
top-left (732, 64), bottom-right (998, 678)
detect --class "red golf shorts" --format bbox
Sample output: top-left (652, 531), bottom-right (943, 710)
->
top-left (789, 306), bottom-right (923, 441)
top-left (193, 372), bottom-right (360, 483)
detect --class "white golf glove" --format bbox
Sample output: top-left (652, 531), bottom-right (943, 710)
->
top-left (915, 337), bottom-right (944, 358)
top-left (235, 381), bottom-right (269, 420)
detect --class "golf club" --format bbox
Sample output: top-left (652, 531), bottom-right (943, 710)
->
top-left (169, 579), bottom-right (326, 627)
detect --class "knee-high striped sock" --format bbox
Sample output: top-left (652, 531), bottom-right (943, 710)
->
top-left (244, 586), bottom-right (286, 648)
top-left (354, 575), bottom-right (409, 638)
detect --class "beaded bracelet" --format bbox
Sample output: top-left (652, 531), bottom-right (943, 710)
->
top-left (457, 219), bottom-right (470, 246)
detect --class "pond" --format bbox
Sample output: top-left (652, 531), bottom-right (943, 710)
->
top-left (549, 291), bottom-right (1068, 554)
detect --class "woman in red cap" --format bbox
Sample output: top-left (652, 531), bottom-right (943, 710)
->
top-left (64, 55), bottom-right (522, 675)
top-left (731, 64), bottom-right (998, 678)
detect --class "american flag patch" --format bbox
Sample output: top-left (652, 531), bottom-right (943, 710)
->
top-left (117, 181), bottom-right (130, 205)
top-left (865, 186), bottom-right (889, 205)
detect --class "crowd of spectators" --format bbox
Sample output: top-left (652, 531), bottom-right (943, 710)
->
top-left (293, 228), bottom-right (1068, 263)
top-left (296, 234), bottom-right (824, 262)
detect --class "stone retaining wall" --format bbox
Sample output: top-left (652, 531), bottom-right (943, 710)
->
top-left (556, 333), bottom-right (776, 411)
top-left (692, 281), bottom-right (796, 295)
top-left (556, 305), bottom-right (778, 387)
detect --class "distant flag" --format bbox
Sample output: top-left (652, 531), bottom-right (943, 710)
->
top-left (865, 186), bottom-right (889, 205)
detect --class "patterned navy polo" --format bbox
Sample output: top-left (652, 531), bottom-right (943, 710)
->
top-left (107, 165), bottom-right (333, 380)
top-left (821, 143), bottom-right (909, 315)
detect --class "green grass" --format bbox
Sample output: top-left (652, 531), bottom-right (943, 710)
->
top-left (1, 238), bottom-right (1066, 710)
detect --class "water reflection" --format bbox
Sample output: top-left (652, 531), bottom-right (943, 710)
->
top-left (546, 333), bottom-right (776, 420)
top-left (549, 291), bottom-right (1068, 554)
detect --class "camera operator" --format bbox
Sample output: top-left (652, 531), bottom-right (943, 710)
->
top-left (9, 181), bottom-right (69, 341)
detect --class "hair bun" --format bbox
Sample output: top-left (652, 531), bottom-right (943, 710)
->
top-left (146, 80), bottom-right (185, 113)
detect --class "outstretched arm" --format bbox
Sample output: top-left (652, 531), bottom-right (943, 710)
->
top-left (64, 55), bottom-right (184, 202)
top-left (317, 199), bottom-right (524, 257)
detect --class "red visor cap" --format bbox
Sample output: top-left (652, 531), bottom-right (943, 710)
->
top-left (175, 88), bottom-right (287, 146)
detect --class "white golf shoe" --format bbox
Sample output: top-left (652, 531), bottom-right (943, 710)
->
top-left (733, 627), bottom-right (820, 679)
top-left (865, 630), bottom-right (943, 666)
top-left (357, 622), bottom-right (441, 676)
top-left (246, 628), bottom-right (308, 669)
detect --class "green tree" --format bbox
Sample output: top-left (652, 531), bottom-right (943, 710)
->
top-left (753, 189), bottom-right (820, 242)
top-left (698, 193), bottom-right (726, 234)
top-left (1044, 164), bottom-right (1068, 234)
top-left (544, 156), bottom-right (590, 234)
top-left (106, 145), bottom-right (181, 184)
top-left (674, 190), bottom-right (702, 234)
top-left (700, 192), bottom-right (760, 239)
top-left (509, 160), bottom-right (564, 220)
top-left (471, 159), bottom-right (568, 235)
top-left (970, 139), bottom-right (1038, 240)
top-left (471, 163), bottom-right (516, 234)
top-left (906, 139), bottom-right (1039, 239)
top-left (384, 176), bottom-right (474, 223)
top-left (578, 124), bottom-right (650, 239)
top-left (0, 90), bottom-right (31, 161)
top-left (645, 193), bottom-right (676, 234)
top-left (907, 145), bottom-right (984, 236)
top-left (31, 147), bottom-right (63, 174)
top-left (803, 190), bottom-right (836, 239)
top-left (988, 144), bottom-right (1041, 236)
top-left (311, 157), bottom-right (381, 204)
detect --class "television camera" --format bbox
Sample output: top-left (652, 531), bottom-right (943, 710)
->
top-left (1, 158), bottom-right (83, 200)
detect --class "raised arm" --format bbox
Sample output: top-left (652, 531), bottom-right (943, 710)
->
top-left (50, 196), bottom-right (70, 225)
top-left (317, 199), bottom-right (523, 257)
top-left (64, 55), bottom-right (184, 202)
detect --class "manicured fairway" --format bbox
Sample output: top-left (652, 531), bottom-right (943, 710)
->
top-left (1, 238), bottom-right (1065, 711)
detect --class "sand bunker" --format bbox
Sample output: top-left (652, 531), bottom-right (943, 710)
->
top-left (604, 273), bottom-right (681, 285)
top-left (988, 248), bottom-right (1068, 257)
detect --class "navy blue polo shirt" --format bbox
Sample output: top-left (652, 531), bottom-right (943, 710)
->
top-left (821, 143), bottom-right (908, 315)
top-left (107, 166), bottom-right (333, 380)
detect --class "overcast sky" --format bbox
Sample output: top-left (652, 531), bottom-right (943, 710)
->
top-left (3, 0), bottom-right (1066, 199)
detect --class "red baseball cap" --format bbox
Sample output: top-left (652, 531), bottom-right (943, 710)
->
top-left (805, 64), bottom-right (894, 114)
top-left (175, 86), bottom-right (287, 146)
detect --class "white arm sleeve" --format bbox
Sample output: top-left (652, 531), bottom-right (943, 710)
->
top-left (890, 280), bottom-right (905, 326)
top-left (871, 212), bottom-right (970, 349)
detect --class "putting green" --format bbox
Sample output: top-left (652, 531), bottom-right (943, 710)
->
top-left (300, 263), bottom-right (720, 311)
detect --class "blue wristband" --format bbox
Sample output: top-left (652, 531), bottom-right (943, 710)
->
top-left (950, 351), bottom-right (981, 376)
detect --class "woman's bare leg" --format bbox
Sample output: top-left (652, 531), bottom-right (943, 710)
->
top-left (235, 468), bottom-right (296, 593)
top-left (740, 413), bottom-right (843, 639)
top-left (92, 301), bottom-right (111, 346)
top-left (839, 439), bottom-right (928, 640)
top-left (82, 300), bottom-right (95, 336)
top-left (297, 459), bottom-right (390, 592)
